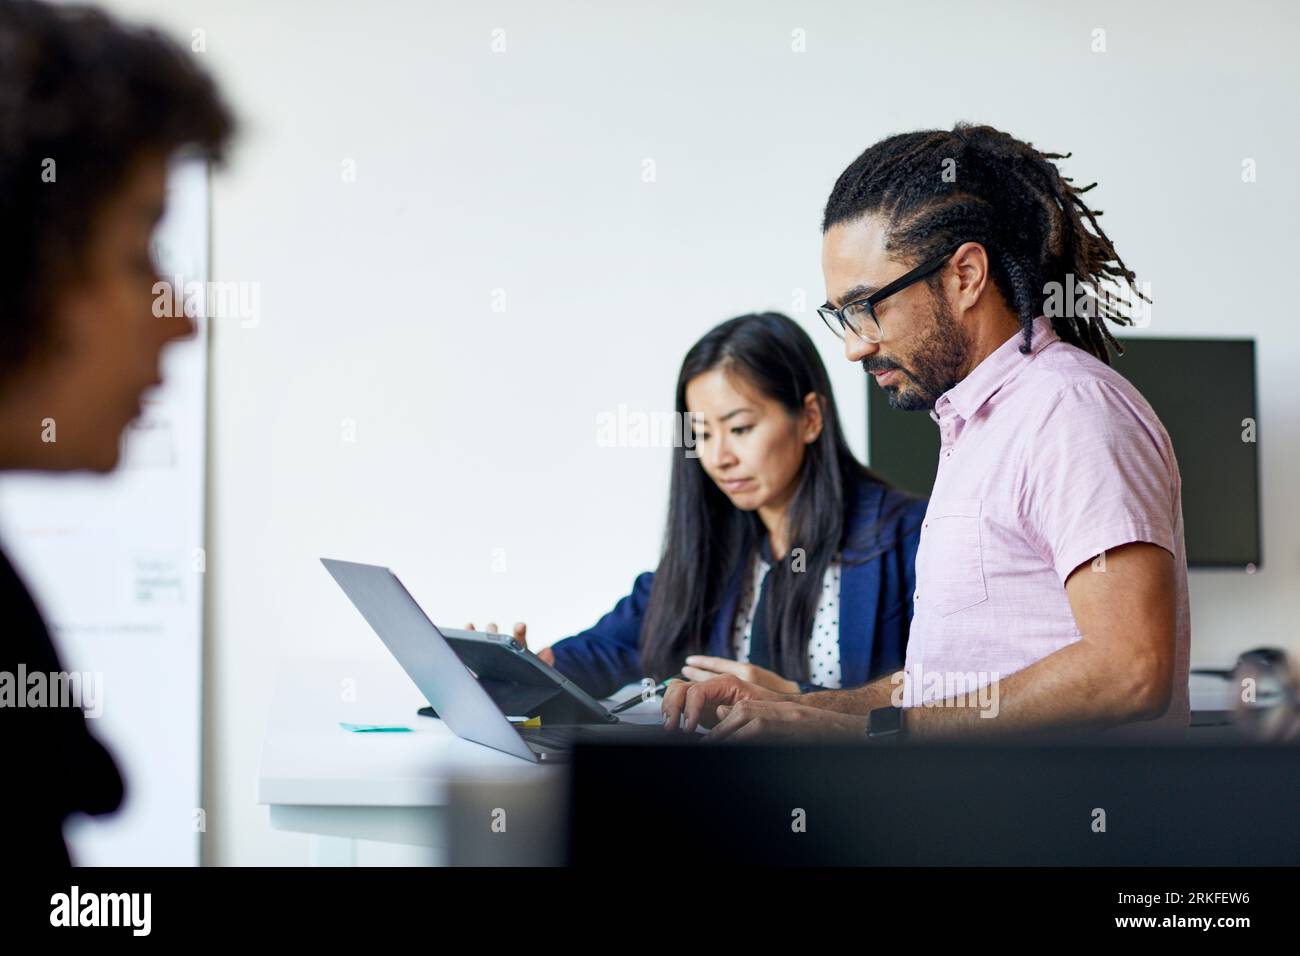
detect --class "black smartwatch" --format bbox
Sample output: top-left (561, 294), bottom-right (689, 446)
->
top-left (867, 705), bottom-right (905, 743)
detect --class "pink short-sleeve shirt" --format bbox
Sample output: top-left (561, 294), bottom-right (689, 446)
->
top-left (901, 316), bottom-right (1191, 733)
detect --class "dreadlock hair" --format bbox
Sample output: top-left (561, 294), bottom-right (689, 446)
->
top-left (821, 123), bottom-right (1149, 364)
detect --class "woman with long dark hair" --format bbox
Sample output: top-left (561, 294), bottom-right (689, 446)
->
top-left (478, 312), bottom-right (925, 698)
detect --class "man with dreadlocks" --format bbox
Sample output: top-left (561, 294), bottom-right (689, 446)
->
top-left (664, 123), bottom-right (1189, 742)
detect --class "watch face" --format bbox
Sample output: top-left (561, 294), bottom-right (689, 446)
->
top-left (870, 706), bottom-right (902, 737)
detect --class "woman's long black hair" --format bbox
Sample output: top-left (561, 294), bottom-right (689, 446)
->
top-left (639, 312), bottom-right (906, 682)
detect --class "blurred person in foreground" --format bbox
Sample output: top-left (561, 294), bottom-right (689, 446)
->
top-left (0, 0), bottom-right (233, 864)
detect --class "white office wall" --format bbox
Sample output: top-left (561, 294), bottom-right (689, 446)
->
top-left (91, 0), bottom-right (1300, 865)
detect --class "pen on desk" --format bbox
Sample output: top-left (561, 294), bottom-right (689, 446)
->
top-left (608, 674), bottom-right (683, 715)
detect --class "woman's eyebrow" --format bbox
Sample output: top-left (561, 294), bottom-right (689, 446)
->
top-left (719, 407), bottom-right (754, 422)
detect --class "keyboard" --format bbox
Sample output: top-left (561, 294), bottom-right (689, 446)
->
top-left (518, 723), bottom-right (685, 750)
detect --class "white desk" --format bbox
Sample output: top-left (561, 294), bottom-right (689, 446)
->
top-left (257, 657), bottom-right (663, 864)
top-left (257, 657), bottom-right (560, 864)
top-left (258, 660), bottom-right (1244, 863)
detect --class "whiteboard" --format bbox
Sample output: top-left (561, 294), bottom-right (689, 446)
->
top-left (0, 158), bottom-right (210, 865)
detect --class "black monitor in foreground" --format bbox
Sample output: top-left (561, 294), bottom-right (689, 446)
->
top-left (567, 739), bottom-right (1300, 866)
top-left (867, 337), bottom-right (1261, 569)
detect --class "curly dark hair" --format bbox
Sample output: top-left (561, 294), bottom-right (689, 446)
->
top-left (822, 123), bottom-right (1148, 365)
top-left (0, 0), bottom-right (235, 385)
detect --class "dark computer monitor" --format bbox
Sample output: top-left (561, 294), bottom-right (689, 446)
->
top-left (567, 739), bottom-right (1300, 866)
top-left (866, 337), bottom-right (1261, 569)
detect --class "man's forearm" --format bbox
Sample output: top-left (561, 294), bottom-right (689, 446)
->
top-left (903, 637), bottom-right (1172, 739)
top-left (795, 636), bottom-right (1169, 733)
top-left (796, 673), bottom-right (899, 715)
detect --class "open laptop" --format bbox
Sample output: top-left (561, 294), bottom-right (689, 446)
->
top-left (321, 558), bottom-right (690, 762)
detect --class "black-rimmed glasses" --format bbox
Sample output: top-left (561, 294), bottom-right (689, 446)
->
top-left (818, 243), bottom-right (963, 343)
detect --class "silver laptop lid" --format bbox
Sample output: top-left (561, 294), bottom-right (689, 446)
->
top-left (320, 558), bottom-right (537, 762)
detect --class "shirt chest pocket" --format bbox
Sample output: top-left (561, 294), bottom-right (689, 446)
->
top-left (923, 497), bottom-right (988, 617)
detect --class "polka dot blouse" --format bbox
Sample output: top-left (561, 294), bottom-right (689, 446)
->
top-left (731, 551), bottom-right (843, 689)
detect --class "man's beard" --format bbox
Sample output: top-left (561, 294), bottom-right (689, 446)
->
top-left (864, 294), bottom-right (969, 411)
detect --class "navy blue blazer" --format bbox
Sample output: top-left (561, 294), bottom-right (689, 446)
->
top-left (550, 478), bottom-right (926, 699)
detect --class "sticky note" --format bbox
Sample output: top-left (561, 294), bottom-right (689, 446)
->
top-left (339, 722), bottom-right (412, 733)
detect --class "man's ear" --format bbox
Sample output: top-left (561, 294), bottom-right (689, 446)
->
top-left (800, 391), bottom-right (825, 444)
top-left (950, 240), bottom-right (991, 312)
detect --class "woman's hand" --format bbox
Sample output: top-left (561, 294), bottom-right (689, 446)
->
top-left (464, 621), bottom-right (555, 667)
top-left (680, 654), bottom-right (800, 694)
